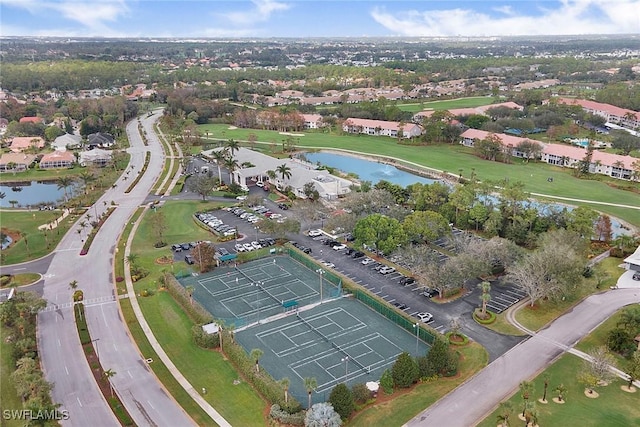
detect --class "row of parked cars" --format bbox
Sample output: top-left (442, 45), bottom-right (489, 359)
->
top-left (195, 212), bottom-right (237, 237)
top-left (234, 237), bottom-right (276, 253)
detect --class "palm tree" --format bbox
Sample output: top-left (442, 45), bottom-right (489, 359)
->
top-left (496, 401), bottom-right (513, 427)
top-left (554, 383), bottom-right (567, 402)
top-left (280, 377), bottom-right (290, 403)
top-left (69, 280), bottom-right (78, 291)
top-left (78, 171), bottom-right (96, 195)
top-left (276, 163), bottom-right (292, 184)
top-left (79, 220), bottom-right (88, 238)
top-left (225, 138), bottom-right (240, 158)
top-left (126, 253), bottom-right (139, 274)
top-left (266, 169), bottom-right (276, 185)
top-left (224, 157), bottom-right (239, 185)
top-left (304, 377), bottom-right (317, 409)
top-left (211, 149), bottom-right (228, 184)
top-left (250, 348), bottom-right (263, 373)
top-left (478, 281), bottom-right (491, 318)
top-left (104, 369), bottom-right (116, 397)
top-left (57, 176), bottom-right (76, 202)
top-left (519, 381), bottom-right (533, 417)
top-left (541, 373), bottom-right (550, 402)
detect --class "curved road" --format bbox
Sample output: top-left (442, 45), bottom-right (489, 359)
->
top-left (37, 111), bottom-right (195, 427)
top-left (406, 287), bottom-right (640, 427)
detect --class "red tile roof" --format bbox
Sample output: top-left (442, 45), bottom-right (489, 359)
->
top-left (19, 116), bottom-right (44, 124)
top-left (555, 98), bottom-right (640, 120)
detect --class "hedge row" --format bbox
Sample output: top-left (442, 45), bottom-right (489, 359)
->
top-left (163, 273), bottom-right (214, 325)
top-left (269, 404), bottom-right (305, 426)
top-left (124, 151), bottom-right (151, 194)
top-left (221, 331), bottom-right (302, 414)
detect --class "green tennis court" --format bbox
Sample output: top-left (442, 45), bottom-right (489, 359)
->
top-left (178, 256), bottom-right (339, 328)
top-left (236, 297), bottom-right (430, 406)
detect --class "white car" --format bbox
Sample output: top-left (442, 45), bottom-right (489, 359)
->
top-left (308, 229), bottom-right (323, 237)
top-left (379, 266), bottom-right (396, 275)
top-left (243, 243), bottom-right (254, 251)
top-left (332, 244), bottom-right (347, 251)
top-left (361, 257), bottom-right (374, 265)
top-left (235, 243), bottom-right (245, 252)
top-left (416, 312), bottom-right (433, 323)
top-left (251, 241), bottom-right (262, 250)
top-left (321, 261), bottom-right (335, 268)
top-left (256, 181), bottom-right (265, 187)
top-left (236, 195), bottom-right (247, 201)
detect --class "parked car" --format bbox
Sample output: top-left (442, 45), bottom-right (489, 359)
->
top-left (301, 247), bottom-right (312, 254)
top-left (332, 244), bottom-right (347, 251)
top-left (400, 277), bottom-right (416, 286)
top-left (361, 257), bottom-right (374, 265)
top-left (352, 251), bottom-right (365, 259)
top-left (392, 302), bottom-right (408, 310)
top-left (633, 272), bottom-right (640, 281)
top-left (235, 243), bottom-right (245, 252)
top-left (236, 195), bottom-right (247, 201)
top-left (421, 289), bottom-right (438, 298)
top-left (416, 312), bottom-right (433, 323)
top-left (243, 243), bottom-right (254, 251)
top-left (379, 266), bottom-right (396, 275)
top-left (321, 261), bottom-right (335, 268)
top-left (308, 229), bottom-right (323, 237)
top-left (251, 241), bottom-right (262, 250)
top-left (256, 181), bottom-right (265, 187)
top-left (184, 255), bottom-right (195, 265)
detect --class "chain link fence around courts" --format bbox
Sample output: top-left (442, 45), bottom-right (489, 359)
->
top-left (287, 248), bottom-right (342, 297)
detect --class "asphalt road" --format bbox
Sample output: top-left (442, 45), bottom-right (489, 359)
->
top-left (405, 287), bottom-right (640, 427)
top-left (37, 111), bottom-right (194, 427)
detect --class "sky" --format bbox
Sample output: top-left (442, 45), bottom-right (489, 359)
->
top-left (1, 0), bottom-right (639, 38)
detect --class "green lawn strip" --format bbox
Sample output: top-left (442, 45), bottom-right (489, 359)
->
top-left (151, 125), bottom-right (174, 193)
top-left (515, 257), bottom-right (626, 332)
top-left (0, 272), bottom-right (41, 288)
top-left (476, 354), bottom-right (640, 427)
top-left (198, 124), bottom-right (640, 228)
top-left (481, 311), bottom-right (527, 336)
top-left (574, 310), bottom-right (631, 372)
top-left (118, 298), bottom-right (214, 426)
top-left (0, 326), bottom-right (23, 427)
top-left (0, 210), bottom-right (74, 265)
top-left (349, 342), bottom-right (488, 427)
top-left (0, 166), bottom-right (84, 183)
top-left (134, 291), bottom-right (265, 426)
top-left (396, 96), bottom-right (497, 113)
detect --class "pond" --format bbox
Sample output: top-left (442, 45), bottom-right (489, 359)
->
top-left (0, 181), bottom-right (67, 208)
top-left (302, 151), bottom-right (439, 187)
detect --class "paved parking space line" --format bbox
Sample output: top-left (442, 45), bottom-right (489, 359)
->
top-left (489, 299), bottom-right (509, 308)
top-left (494, 295), bottom-right (517, 305)
top-left (504, 289), bottom-right (526, 298)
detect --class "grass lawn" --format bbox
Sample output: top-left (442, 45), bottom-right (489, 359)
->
top-left (574, 308), bottom-right (634, 373)
top-left (515, 257), bottom-right (625, 332)
top-left (476, 354), bottom-right (640, 427)
top-left (396, 96), bottom-right (497, 113)
top-left (128, 201), bottom-right (267, 426)
top-left (0, 326), bottom-right (23, 427)
top-left (0, 273), bottom-right (41, 288)
top-left (349, 342), bottom-right (488, 427)
top-left (198, 124), bottom-right (640, 228)
top-left (0, 166), bottom-right (82, 183)
top-left (481, 311), bottom-right (527, 336)
top-left (0, 209), bottom-right (74, 264)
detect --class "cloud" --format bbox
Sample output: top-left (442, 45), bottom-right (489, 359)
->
top-left (370, 0), bottom-right (640, 37)
top-left (218, 0), bottom-right (290, 26)
top-left (0, 0), bottom-right (130, 36)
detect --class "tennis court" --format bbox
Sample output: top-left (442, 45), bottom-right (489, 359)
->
top-left (235, 297), bottom-right (430, 406)
top-left (178, 256), bottom-right (338, 328)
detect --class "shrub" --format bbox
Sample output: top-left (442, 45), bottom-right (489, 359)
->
top-left (269, 405), bottom-right (305, 426)
top-left (446, 332), bottom-right (469, 346)
top-left (380, 369), bottom-right (394, 395)
top-left (163, 273), bottom-right (213, 324)
top-left (351, 383), bottom-right (370, 405)
top-left (473, 309), bottom-right (496, 324)
top-left (191, 325), bottom-right (219, 349)
top-left (328, 383), bottom-right (354, 421)
top-left (391, 351), bottom-right (419, 388)
top-left (427, 337), bottom-right (458, 377)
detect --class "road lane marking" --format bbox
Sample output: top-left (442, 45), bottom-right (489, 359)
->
top-left (147, 400), bottom-right (155, 409)
top-left (76, 397), bottom-right (83, 407)
top-left (65, 366), bottom-right (69, 375)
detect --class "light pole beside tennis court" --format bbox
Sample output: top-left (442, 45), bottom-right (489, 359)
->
top-left (316, 268), bottom-right (325, 303)
top-left (341, 356), bottom-right (349, 377)
top-left (413, 322), bottom-right (420, 356)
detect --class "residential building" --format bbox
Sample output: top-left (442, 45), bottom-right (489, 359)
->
top-left (301, 114), bottom-right (323, 129)
top-left (342, 118), bottom-right (422, 138)
top-left (79, 149), bottom-right (112, 167)
top-left (19, 116), bottom-right (44, 124)
top-left (554, 97), bottom-right (640, 132)
top-left (39, 151), bottom-right (75, 169)
top-left (52, 133), bottom-right (82, 151)
top-left (87, 132), bottom-right (115, 149)
top-left (0, 152), bottom-right (36, 172)
top-left (9, 136), bottom-right (45, 153)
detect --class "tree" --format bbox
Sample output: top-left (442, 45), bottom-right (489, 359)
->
top-left (192, 242), bottom-right (216, 273)
top-left (554, 383), bottom-right (567, 402)
top-left (380, 368), bottom-right (394, 394)
top-left (188, 174), bottom-right (217, 200)
top-left (478, 281), bottom-right (491, 319)
top-left (567, 206), bottom-right (598, 239)
top-left (496, 401), bottom-right (513, 427)
top-left (225, 138), bottom-right (240, 158)
top-left (57, 176), bottom-right (75, 202)
top-left (104, 368), bottom-right (116, 397)
top-left (475, 133), bottom-right (503, 161)
top-left (541, 373), bottom-right (551, 403)
top-left (304, 403), bottom-right (342, 427)
top-left (224, 157), bottom-right (239, 185)
top-left (391, 351), bottom-right (419, 388)
top-left (351, 383), bottom-right (370, 404)
top-left (210, 149), bottom-right (228, 184)
top-left (279, 377), bottom-right (290, 404)
top-left (594, 215), bottom-right (613, 242)
top-left (426, 336), bottom-right (457, 376)
top-left (353, 213), bottom-right (407, 255)
top-left (302, 182), bottom-right (320, 201)
top-left (625, 351), bottom-right (640, 391)
top-left (276, 163), bottom-right (292, 182)
top-left (149, 210), bottom-right (168, 247)
top-left (250, 348), bottom-right (263, 373)
top-left (78, 170), bottom-right (96, 195)
top-left (303, 377), bottom-right (317, 409)
top-left (402, 210), bottom-right (450, 243)
top-left (519, 381), bottom-right (533, 417)
top-left (328, 383), bottom-right (354, 421)
top-left (579, 346), bottom-right (616, 394)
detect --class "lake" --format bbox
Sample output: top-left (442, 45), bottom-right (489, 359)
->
top-left (302, 152), bottom-right (439, 187)
top-left (0, 181), bottom-right (67, 208)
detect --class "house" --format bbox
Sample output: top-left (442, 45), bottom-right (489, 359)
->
top-left (79, 148), bottom-right (112, 167)
top-left (343, 118), bottom-right (423, 138)
top-left (39, 151), bottom-right (75, 169)
top-left (87, 132), bottom-right (115, 149)
top-left (9, 136), bottom-right (45, 153)
top-left (0, 152), bottom-right (36, 172)
top-left (201, 147), bottom-right (351, 199)
top-left (301, 114), bottom-right (323, 129)
top-left (52, 133), bottom-right (82, 151)
top-left (19, 116), bottom-right (44, 124)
